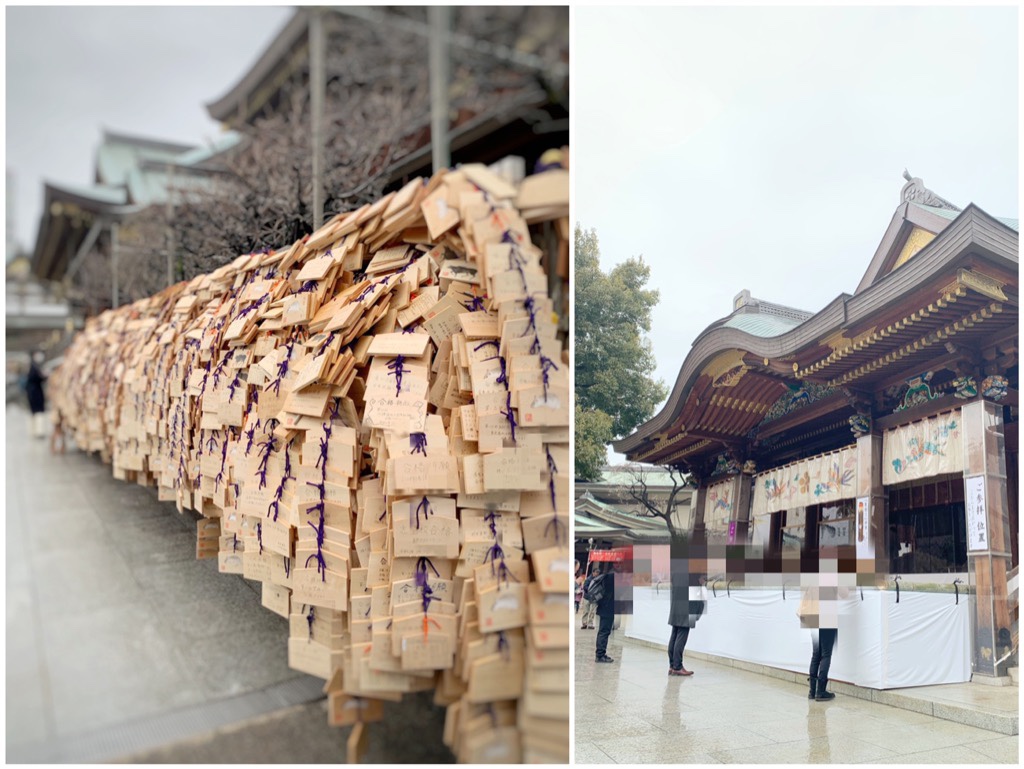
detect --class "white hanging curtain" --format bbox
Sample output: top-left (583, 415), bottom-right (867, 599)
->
top-left (752, 445), bottom-right (858, 515)
top-left (882, 409), bottom-right (963, 485)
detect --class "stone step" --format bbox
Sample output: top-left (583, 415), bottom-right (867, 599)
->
top-left (1008, 667), bottom-right (1019, 686)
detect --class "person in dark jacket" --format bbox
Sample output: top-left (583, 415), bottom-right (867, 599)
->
top-left (25, 351), bottom-right (47, 438)
top-left (667, 564), bottom-right (705, 676)
top-left (594, 562), bottom-right (616, 663)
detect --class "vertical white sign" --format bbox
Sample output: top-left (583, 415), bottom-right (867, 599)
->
top-left (965, 475), bottom-right (988, 552)
top-left (855, 496), bottom-right (874, 560)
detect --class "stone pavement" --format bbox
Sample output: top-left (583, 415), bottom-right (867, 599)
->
top-left (574, 619), bottom-right (1019, 764)
top-left (4, 405), bottom-right (452, 763)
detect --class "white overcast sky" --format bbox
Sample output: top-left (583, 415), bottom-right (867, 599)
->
top-left (5, 5), bottom-right (294, 257)
top-left (575, 5), bottom-right (1019, 457)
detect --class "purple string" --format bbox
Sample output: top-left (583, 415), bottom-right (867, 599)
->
top-left (540, 355), bottom-right (559, 400)
top-left (473, 340), bottom-right (499, 353)
top-left (501, 230), bottom-right (530, 291)
top-left (283, 556), bottom-right (290, 578)
top-left (206, 434), bottom-right (218, 453)
top-left (314, 431), bottom-right (330, 469)
top-left (484, 541), bottom-right (505, 574)
top-left (268, 446), bottom-right (292, 521)
top-left (238, 294), bottom-right (268, 318)
top-left (304, 536), bottom-right (327, 582)
top-left (328, 398), bottom-right (341, 422)
top-left (521, 296), bottom-right (538, 337)
top-left (228, 372), bottom-right (242, 402)
top-left (296, 280), bottom-right (318, 294)
top-left (501, 392), bottom-right (517, 443)
top-left (214, 439), bottom-right (229, 492)
top-left (546, 448), bottom-right (558, 511)
top-left (410, 432), bottom-right (427, 456)
top-left (496, 560), bottom-right (519, 588)
top-left (462, 293), bottom-right (486, 312)
top-left (232, 534), bottom-right (238, 552)
top-left (401, 321), bottom-right (419, 334)
top-left (271, 343), bottom-right (293, 395)
top-left (544, 515), bottom-right (565, 546)
top-left (497, 631), bottom-right (511, 661)
top-left (245, 419), bottom-right (262, 455)
top-left (484, 511), bottom-right (499, 538)
top-left (355, 282), bottom-right (376, 302)
top-left (255, 436), bottom-right (276, 489)
top-left (211, 351), bottom-right (230, 390)
top-left (387, 355), bottom-right (406, 397)
top-left (413, 496), bottom-right (433, 529)
top-left (306, 605), bottom-right (315, 640)
top-left (257, 521), bottom-right (263, 554)
top-left (415, 557), bottom-right (441, 615)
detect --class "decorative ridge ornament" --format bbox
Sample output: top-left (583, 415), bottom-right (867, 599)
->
top-left (900, 170), bottom-right (961, 212)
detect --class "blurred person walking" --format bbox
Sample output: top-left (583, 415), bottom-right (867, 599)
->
top-left (25, 351), bottom-right (48, 438)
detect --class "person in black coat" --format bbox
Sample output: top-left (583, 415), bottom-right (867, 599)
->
top-left (25, 351), bottom-right (47, 438)
top-left (594, 562), bottom-right (616, 663)
top-left (667, 555), bottom-right (705, 676)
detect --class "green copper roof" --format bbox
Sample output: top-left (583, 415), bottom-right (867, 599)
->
top-left (722, 312), bottom-right (805, 338)
top-left (914, 202), bottom-right (1018, 232)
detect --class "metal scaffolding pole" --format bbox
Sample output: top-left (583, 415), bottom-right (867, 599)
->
top-left (111, 222), bottom-right (120, 309)
top-left (428, 6), bottom-right (451, 173)
top-left (310, 7), bottom-right (326, 231)
top-left (166, 163), bottom-right (176, 287)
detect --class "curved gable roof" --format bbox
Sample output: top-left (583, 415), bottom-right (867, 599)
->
top-left (615, 204), bottom-right (1018, 461)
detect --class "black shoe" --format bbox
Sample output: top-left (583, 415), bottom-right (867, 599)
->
top-left (807, 676), bottom-right (817, 699)
top-left (596, 655), bottom-right (615, 663)
top-left (815, 690), bottom-right (836, 701)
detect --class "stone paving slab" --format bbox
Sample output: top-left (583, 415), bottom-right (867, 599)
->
top-left (4, 406), bottom-right (453, 762)
top-left (628, 632), bottom-right (1019, 735)
top-left (575, 620), bottom-right (1019, 764)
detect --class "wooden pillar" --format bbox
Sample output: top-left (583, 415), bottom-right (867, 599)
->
top-left (691, 483), bottom-right (708, 550)
top-left (855, 433), bottom-right (887, 584)
top-left (731, 473), bottom-right (753, 545)
top-left (961, 399), bottom-right (1013, 679)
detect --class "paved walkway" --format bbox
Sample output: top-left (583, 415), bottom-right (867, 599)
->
top-left (574, 620), bottom-right (1019, 764)
top-left (5, 405), bottom-right (452, 762)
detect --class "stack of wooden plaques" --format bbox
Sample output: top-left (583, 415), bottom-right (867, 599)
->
top-left (50, 162), bottom-right (571, 763)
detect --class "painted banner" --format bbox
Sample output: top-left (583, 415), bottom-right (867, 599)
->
top-left (589, 548), bottom-right (628, 562)
top-left (752, 445), bottom-right (858, 515)
top-left (704, 478), bottom-right (734, 531)
top-left (882, 409), bottom-right (962, 485)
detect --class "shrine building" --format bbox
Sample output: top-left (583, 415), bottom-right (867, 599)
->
top-left (615, 174), bottom-right (1018, 686)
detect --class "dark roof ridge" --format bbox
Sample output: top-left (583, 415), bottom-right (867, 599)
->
top-left (101, 128), bottom-right (196, 155)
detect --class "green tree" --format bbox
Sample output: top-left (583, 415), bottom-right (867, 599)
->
top-left (575, 398), bottom-right (613, 483)
top-left (575, 224), bottom-right (667, 479)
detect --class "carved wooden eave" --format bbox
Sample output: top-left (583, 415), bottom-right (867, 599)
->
top-left (616, 204), bottom-right (1018, 467)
